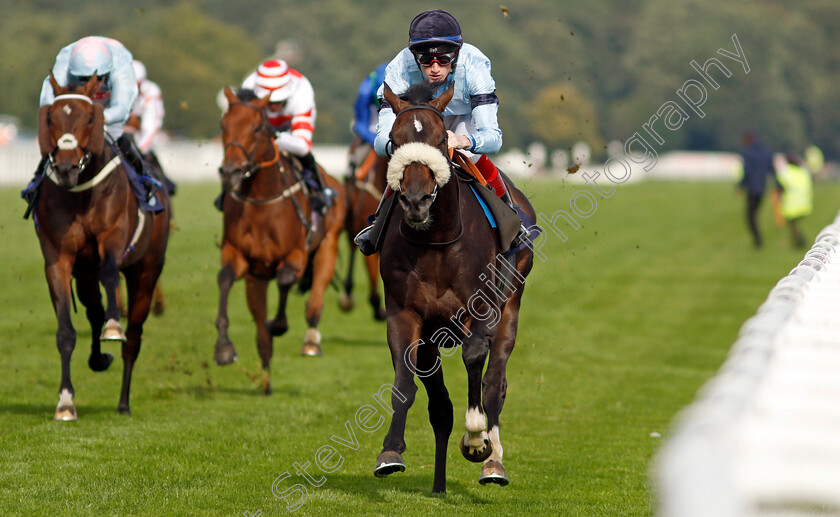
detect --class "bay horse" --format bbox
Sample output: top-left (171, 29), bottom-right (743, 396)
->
top-left (338, 135), bottom-right (388, 321)
top-left (214, 87), bottom-right (345, 394)
top-left (35, 74), bottom-right (171, 419)
top-left (373, 83), bottom-right (535, 493)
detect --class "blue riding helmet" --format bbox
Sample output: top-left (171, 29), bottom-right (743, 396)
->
top-left (68, 37), bottom-right (114, 78)
top-left (408, 10), bottom-right (464, 52)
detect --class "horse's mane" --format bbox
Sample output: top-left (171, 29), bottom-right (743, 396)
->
top-left (400, 83), bottom-right (438, 106)
top-left (236, 88), bottom-right (259, 102)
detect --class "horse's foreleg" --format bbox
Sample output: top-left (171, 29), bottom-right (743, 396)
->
top-left (416, 343), bottom-right (453, 493)
top-left (215, 247), bottom-right (247, 366)
top-left (45, 259), bottom-right (77, 420)
top-left (460, 321), bottom-right (492, 463)
top-left (478, 295), bottom-right (522, 487)
top-left (374, 310), bottom-right (421, 479)
top-left (244, 274), bottom-right (272, 395)
top-left (363, 253), bottom-right (386, 321)
top-left (74, 270), bottom-right (112, 373)
top-left (301, 231), bottom-right (340, 356)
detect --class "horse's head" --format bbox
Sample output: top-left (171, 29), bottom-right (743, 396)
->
top-left (384, 82), bottom-right (454, 229)
top-left (219, 87), bottom-right (273, 192)
top-left (38, 74), bottom-right (104, 188)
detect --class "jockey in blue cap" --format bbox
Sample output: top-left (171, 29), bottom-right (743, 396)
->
top-left (355, 9), bottom-right (526, 255)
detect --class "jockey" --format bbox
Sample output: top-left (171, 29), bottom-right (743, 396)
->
top-left (126, 59), bottom-right (176, 196)
top-left (127, 60), bottom-right (164, 155)
top-left (347, 62), bottom-right (387, 180)
top-left (217, 59), bottom-right (335, 214)
top-left (355, 9), bottom-right (527, 255)
top-left (25, 36), bottom-right (157, 210)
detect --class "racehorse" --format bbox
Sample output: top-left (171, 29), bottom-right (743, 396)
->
top-left (35, 74), bottom-right (171, 419)
top-left (214, 87), bottom-right (345, 393)
top-left (338, 134), bottom-right (388, 321)
top-left (373, 83), bottom-right (535, 493)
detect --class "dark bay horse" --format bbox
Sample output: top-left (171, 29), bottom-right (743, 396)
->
top-left (214, 87), bottom-right (345, 393)
top-left (339, 135), bottom-right (388, 320)
top-left (35, 75), bottom-right (171, 419)
top-left (373, 83), bottom-right (535, 493)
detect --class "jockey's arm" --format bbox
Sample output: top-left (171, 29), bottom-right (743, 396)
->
top-left (104, 55), bottom-right (138, 127)
top-left (352, 76), bottom-right (377, 146)
top-left (274, 109), bottom-right (315, 157)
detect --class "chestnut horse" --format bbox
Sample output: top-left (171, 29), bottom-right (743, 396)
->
top-left (338, 135), bottom-right (388, 321)
top-left (373, 83), bottom-right (535, 493)
top-left (214, 87), bottom-right (345, 394)
top-left (34, 75), bottom-right (171, 419)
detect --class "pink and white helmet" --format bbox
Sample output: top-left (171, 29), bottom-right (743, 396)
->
top-left (253, 59), bottom-right (294, 103)
top-left (131, 60), bottom-right (147, 83)
top-left (69, 36), bottom-right (113, 77)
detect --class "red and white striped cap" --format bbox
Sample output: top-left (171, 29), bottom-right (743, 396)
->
top-left (254, 59), bottom-right (293, 102)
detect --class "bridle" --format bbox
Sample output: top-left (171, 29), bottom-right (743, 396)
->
top-left (46, 94), bottom-right (95, 177)
top-left (220, 101), bottom-right (279, 179)
top-left (388, 103), bottom-right (450, 204)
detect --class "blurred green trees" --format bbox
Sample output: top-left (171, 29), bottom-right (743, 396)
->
top-left (0, 0), bottom-right (836, 157)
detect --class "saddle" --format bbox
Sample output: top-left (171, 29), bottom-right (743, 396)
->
top-left (450, 150), bottom-right (523, 254)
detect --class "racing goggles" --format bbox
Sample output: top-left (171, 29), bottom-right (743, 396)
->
top-left (414, 51), bottom-right (457, 67)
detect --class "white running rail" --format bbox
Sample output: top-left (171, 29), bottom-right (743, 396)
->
top-left (657, 212), bottom-right (840, 517)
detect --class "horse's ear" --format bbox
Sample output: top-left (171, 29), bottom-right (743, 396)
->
top-left (224, 86), bottom-right (238, 105)
top-left (48, 72), bottom-right (62, 96)
top-left (383, 83), bottom-right (408, 114)
top-left (429, 82), bottom-right (455, 113)
top-left (254, 94), bottom-right (271, 110)
top-left (37, 105), bottom-right (52, 156)
top-left (81, 74), bottom-right (100, 98)
top-left (88, 103), bottom-right (105, 155)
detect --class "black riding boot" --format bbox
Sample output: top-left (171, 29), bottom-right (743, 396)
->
top-left (501, 190), bottom-right (531, 249)
top-left (117, 134), bottom-right (159, 201)
top-left (21, 154), bottom-right (49, 219)
top-left (354, 187), bottom-right (397, 256)
top-left (299, 152), bottom-right (336, 215)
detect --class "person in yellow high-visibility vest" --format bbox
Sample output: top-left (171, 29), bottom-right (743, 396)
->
top-left (774, 151), bottom-right (814, 248)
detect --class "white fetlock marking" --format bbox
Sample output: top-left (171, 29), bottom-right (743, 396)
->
top-left (58, 389), bottom-right (73, 408)
top-left (465, 407), bottom-right (486, 433)
top-left (486, 425), bottom-right (503, 462)
top-left (304, 328), bottom-right (321, 345)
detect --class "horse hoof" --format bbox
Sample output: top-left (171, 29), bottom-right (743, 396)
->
top-left (478, 460), bottom-right (509, 486)
top-left (338, 293), bottom-right (354, 312)
top-left (460, 434), bottom-right (493, 463)
top-left (265, 318), bottom-right (289, 337)
top-left (214, 344), bottom-right (238, 365)
top-left (88, 352), bottom-right (114, 372)
top-left (300, 343), bottom-right (322, 356)
top-left (54, 405), bottom-right (77, 421)
top-left (117, 405), bottom-right (131, 415)
top-left (152, 299), bottom-right (165, 316)
top-left (374, 451), bottom-right (405, 478)
top-left (373, 307), bottom-right (387, 321)
top-left (100, 319), bottom-right (126, 342)
top-left (300, 329), bottom-right (322, 356)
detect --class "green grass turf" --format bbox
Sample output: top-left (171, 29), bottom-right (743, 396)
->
top-left (0, 179), bottom-right (838, 516)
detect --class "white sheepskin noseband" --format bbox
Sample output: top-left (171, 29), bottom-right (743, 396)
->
top-left (386, 142), bottom-right (451, 191)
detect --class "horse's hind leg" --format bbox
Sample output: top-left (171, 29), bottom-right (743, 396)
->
top-left (245, 274), bottom-right (273, 395)
top-left (118, 266), bottom-right (159, 414)
top-left (478, 295), bottom-right (522, 487)
top-left (338, 234), bottom-right (356, 312)
top-left (267, 264), bottom-right (297, 338)
top-left (46, 259), bottom-right (78, 420)
top-left (363, 253), bottom-right (386, 321)
top-left (416, 343), bottom-right (453, 493)
top-left (301, 228), bottom-right (341, 356)
top-left (74, 270), bottom-right (113, 372)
